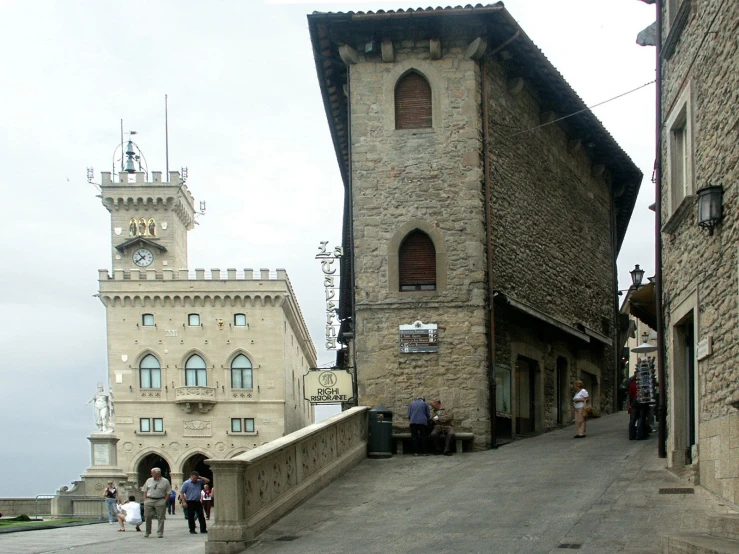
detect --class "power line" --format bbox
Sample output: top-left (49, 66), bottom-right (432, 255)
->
top-left (505, 79), bottom-right (656, 137)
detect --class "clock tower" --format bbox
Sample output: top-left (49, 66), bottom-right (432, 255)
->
top-left (100, 140), bottom-right (196, 271)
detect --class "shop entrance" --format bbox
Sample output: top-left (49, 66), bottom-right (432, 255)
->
top-left (673, 314), bottom-right (696, 464)
top-left (515, 356), bottom-right (539, 435)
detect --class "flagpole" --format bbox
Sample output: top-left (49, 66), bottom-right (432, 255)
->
top-left (165, 94), bottom-right (169, 179)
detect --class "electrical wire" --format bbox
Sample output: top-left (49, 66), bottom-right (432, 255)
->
top-left (505, 79), bottom-right (656, 137)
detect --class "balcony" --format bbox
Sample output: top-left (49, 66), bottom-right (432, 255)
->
top-left (175, 386), bottom-right (216, 414)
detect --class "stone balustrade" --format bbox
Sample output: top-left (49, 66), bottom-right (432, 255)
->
top-left (205, 406), bottom-right (369, 554)
top-left (98, 268), bottom-right (287, 281)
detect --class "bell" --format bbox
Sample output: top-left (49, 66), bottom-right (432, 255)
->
top-left (125, 140), bottom-right (136, 157)
top-left (124, 157), bottom-right (136, 173)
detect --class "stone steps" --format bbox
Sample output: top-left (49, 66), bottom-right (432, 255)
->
top-left (662, 513), bottom-right (739, 553)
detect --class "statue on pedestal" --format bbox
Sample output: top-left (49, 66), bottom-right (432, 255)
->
top-left (87, 382), bottom-right (115, 433)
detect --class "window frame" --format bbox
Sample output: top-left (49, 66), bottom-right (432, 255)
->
top-left (234, 313), bottom-right (247, 327)
top-left (188, 313), bottom-right (201, 327)
top-left (230, 354), bottom-right (253, 389)
top-left (153, 418), bottom-right (163, 432)
top-left (394, 70), bottom-right (433, 130)
top-left (185, 354), bottom-right (208, 387)
top-left (398, 230), bottom-right (437, 292)
top-left (140, 418), bottom-right (151, 432)
top-left (664, 82), bottom-right (694, 227)
top-left (231, 418), bottom-right (256, 434)
top-left (139, 354), bottom-right (161, 389)
top-left (142, 313), bottom-right (155, 327)
top-left (231, 418), bottom-right (242, 433)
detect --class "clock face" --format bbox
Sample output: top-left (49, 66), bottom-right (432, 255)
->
top-left (133, 248), bottom-right (154, 267)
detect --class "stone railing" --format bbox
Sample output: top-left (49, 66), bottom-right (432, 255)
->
top-left (205, 406), bottom-right (369, 554)
top-left (99, 268), bottom-right (287, 281)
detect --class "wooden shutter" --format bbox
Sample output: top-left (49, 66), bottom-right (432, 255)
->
top-left (395, 72), bottom-right (432, 130)
top-left (399, 231), bottom-right (436, 289)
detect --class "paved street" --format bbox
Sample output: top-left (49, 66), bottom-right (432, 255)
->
top-left (2, 413), bottom-right (735, 554)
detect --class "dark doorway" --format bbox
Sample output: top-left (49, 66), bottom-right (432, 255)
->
top-left (683, 319), bottom-right (696, 463)
top-left (556, 357), bottom-right (569, 425)
top-left (515, 357), bottom-right (538, 435)
top-left (182, 453), bottom-right (213, 485)
top-left (137, 453), bottom-right (171, 487)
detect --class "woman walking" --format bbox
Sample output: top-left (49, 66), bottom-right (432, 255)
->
top-left (573, 380), bottom-right (589, 439)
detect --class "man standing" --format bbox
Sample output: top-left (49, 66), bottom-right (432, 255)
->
top-left (141, 467), bottom-right (171, 538)
top-left (180, 471), bottom-right (210, 535)
top-left (429, 399), bottom-right (456, 455)
top-left (408, 396), bottom-right (430, 456)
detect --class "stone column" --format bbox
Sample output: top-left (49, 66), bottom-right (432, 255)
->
top-left (205, 459), bottom-right (249, 554)
top-left (170, 472), bottom-right (185, 491)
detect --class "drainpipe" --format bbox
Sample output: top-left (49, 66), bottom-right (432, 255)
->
top-left (655, 0), bottom-right (667, 459)
top-left (346, 66), bottom-right (359, 408)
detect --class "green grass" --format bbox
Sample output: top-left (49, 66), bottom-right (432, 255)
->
top-left (0, 518), bottom-right (86, 529)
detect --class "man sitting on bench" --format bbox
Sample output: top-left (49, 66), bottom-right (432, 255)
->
top-left (429, 399), bottom-right (456, 456)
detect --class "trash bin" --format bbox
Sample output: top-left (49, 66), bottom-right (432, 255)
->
top-left (367, 405), bottom-right (393, 458)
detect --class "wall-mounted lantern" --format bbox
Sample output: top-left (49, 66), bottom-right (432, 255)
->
top-left (630, 264), bottom-right (645, 288)
top-left (697, 185), bottom-right (723, 236)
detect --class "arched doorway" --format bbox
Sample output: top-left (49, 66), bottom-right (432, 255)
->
top-left (137, 452), bottom-right (171, 487)
top-left (181, 453), bottom-right (213, 485)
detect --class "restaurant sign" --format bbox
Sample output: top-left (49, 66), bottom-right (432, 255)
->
top-left (399, 321), bottom-right (438, 353)
top-left (303, 369), bottom-right (354, 404)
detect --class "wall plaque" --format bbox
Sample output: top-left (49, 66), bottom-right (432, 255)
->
top-left (183, 420), bottom-right (212, 437)
top-left (93, 444), bottom-right (110, 466)
top-left (399, 321), bottom-right (438, 353)
top-left (696, 336), bottom-right (712, 361)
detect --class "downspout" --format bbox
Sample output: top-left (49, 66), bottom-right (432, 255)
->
top-left (655, 0), bottom-right (667, 459)
top-left (346, 67), bottom-right (359, 407)
top-left (481, 56), bottom-right (497, 449)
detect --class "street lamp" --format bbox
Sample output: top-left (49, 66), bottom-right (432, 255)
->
top-left (697, 185), bottom-right (723, 236)
top-left (641, 331), bottom-right (649, 344)
top-left (630, 264), bottom-right (645, 288)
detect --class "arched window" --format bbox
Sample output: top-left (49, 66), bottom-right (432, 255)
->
top-left (185, 354), bottom-right (207, 386)
top-left (395, 71), bottom-right (432, 130)
top-left (231, 354), bottom-right (253, 389)
top-left (399, 230), bottom-right (436, 291)
top-left (140, 354), bottom-right (161, 389)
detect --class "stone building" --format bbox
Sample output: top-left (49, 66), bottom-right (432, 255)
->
top-left (308, 4), bottom-right (642, 447)
top-left (654, 0), bottom-right (739, 504)
top-left (64, 146), bottom-right (315, 499)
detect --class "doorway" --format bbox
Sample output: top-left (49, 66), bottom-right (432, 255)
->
top-left (137, 453), bottom-right (171, 487)
top-left (556, 357), bottom-right (569, 425)
top-left (515, 356), bottom-right (539, 435)
top-left (674, 315), bottom-right (696, 464)
top-left (182, 453), bottom-right (213, 484)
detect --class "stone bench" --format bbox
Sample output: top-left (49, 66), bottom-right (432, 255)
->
top-left (393, 432), bottom-right (474, 455)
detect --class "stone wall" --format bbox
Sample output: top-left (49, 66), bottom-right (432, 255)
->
top-left (0, 498), bottom-right (51, 517)
top-left (349, 36), bottom-right (491, 446)
top-left (659, 1), bottom-right (739, 503)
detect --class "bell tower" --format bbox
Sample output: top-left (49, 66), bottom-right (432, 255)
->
top-left (99, 139), bottom-right (196, 272)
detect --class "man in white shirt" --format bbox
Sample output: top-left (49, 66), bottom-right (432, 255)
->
top-left (116, 495), bottom-right (142, 532)
top-left (573, 380), bottom-right (590, 438)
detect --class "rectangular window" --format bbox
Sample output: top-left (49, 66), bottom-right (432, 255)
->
top-left (153, 418), bottom-right (163, 432)
top-left (245, 418), bottom-right (255, 433)
top-left (140, 369), bottom-right (161, 389)
top-left (188, 313), bottom-right (200, 326)
top-left (185, 369), bottom-right (207, 387)
top-left (231, 418), bottom-right (242, 433)
top-left (231, 368), bottom-right (253, 389)
top-left (140, 418), bottom-right (151, 432)
top-left (665, 83), bottom-right (693, 218)
top-left (142, 314), bottom-right (155, 326)
top-left (234, 313), bottom-right (247, 326)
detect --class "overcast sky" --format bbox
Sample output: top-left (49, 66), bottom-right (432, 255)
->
top-left (0, 0), bottom-right (656, 497)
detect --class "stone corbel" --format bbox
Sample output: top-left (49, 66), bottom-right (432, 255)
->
top-left (381, 39), bottom-right (394, 62)
top-left (339, 44), bottom-right (359, 65)
top-left (507, 77), bottom-right (524, 95)
top-left (429, 38), bottom-right (441, 60)
top-left (465, 37), bottom-right (487, 60)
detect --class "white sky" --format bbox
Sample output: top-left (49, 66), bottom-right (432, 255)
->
top-left (0, 0), bottom-right (656, 497)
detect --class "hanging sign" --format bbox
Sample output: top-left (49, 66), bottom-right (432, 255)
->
top-left (303, 369), bottom-right (354, 403)
top-left (399, 321), bottom-right (438, 353)
top-left (316, 241), bottom-right (343, 350)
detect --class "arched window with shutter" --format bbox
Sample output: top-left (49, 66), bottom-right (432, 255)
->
top-left (395, 71), bottom-right (432, 130)
top-left (399, 230), bottom-right (436, 291)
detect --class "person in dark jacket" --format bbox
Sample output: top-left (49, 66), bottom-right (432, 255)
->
top-left (429, 399), bottom-right (456, 455)
top-left (408, 397), bottom-right (431, 456)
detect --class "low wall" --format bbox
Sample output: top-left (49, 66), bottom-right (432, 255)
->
top-left (0, 498), bottom-right (51, 517)
top-left (205, 406), bottom-right (369, 554)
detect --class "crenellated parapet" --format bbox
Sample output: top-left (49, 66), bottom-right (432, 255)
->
top-left (100, 171), bottom-right (196, 230)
